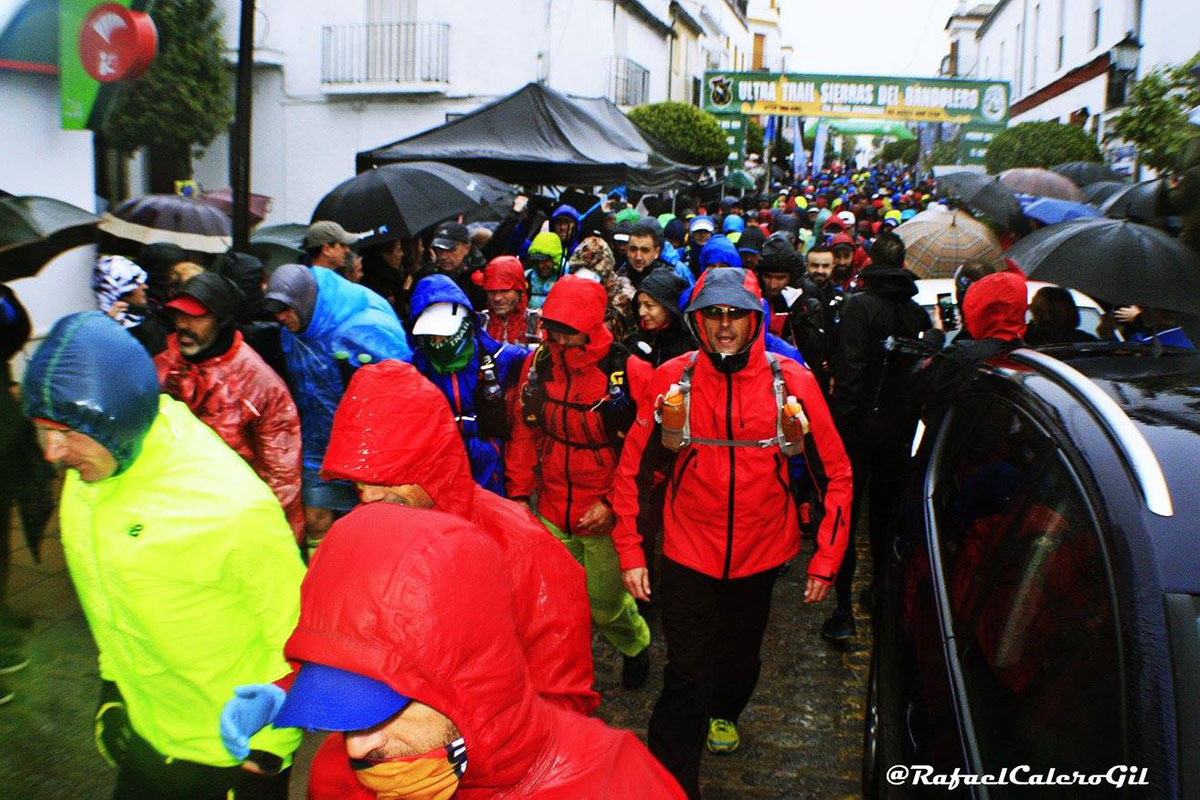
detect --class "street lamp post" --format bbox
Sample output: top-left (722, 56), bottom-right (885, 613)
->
top-left (230, 0), bottom-right (255, 251)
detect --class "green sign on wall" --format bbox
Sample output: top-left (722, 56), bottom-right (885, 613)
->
top-left (714, 113), bottom-right (747, 168)
top-left (703, 71), bottom-right (1010, 128)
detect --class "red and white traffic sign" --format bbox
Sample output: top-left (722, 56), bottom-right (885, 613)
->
top-left (78, 3), bottom-right (158, 83)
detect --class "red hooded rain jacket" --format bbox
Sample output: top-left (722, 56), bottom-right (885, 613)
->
top-left (507, 277), bottom-right (651, 534)
top-left (293, 505), bottom-right (684, 799)
top-left (612, 269), bottom-right (853, 582)
top-left (321, 359), bottom-right (597, 714)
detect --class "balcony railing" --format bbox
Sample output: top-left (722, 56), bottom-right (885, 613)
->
top-left (609, 56), bottom-right (650, 107)
top-left (322, 22), bottom-right (449, 89)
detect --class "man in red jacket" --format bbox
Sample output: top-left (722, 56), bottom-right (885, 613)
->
top-left (275, 505), bottom-right (686, 798)
top-left (507, 276), bottom-right (653, 689)
top-left (613, 268), bottom-right (852, 798)
top-left (319, 358), bottom-right (598, 715)
top-left (479, 255), bottom-right (537, 345)
top-left (155, 271), bottom-right (305, 542)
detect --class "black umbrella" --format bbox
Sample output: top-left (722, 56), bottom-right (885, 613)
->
top-left (99, 194), bottom-right (233, 254)
top-left (1080, 180), bottom-right (1128, 206)
top-left (0, 195), bottom-right (100, 281)
top-left (1051, 161), bottom-right (1125, 187)
top-left (247, 223), bottom-right (307, 272)
top-left (935, 171), bottom-right (1023, 229)
top-left (312, 162), bottom-right (515, 242)
top-left (1099, 179), bottom-right (1165, 222)
top-left (1005, 217), bottom-right (1200, 314)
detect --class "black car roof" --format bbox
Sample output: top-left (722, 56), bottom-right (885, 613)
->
top-left (1001, 346), bottom-right (1200, 593)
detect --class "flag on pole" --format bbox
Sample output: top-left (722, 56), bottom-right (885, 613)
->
top-left (811, 120), bottom-right (829, 177)
top-left (762, 116), bottom-right (776, 150)
top-left (791, 116), bottom-right (806, 181)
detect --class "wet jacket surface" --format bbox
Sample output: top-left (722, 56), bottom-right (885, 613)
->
top-left (409, 277), bottom-right (527, 495)
top-left (612, 269), bottom-right (853, 582)
top-left (292, 505), bottom-right (684, 799)
top-left (155, 331), bottom-right (305, 541)
top-left (507, 277), bottom-right (652, 534)
top-left (24, 316), bottom-right (304, 767)
top-left (829, 264), bottom-right (931, 436)
top-left (321, 359), bottom-right (598, 714)
top-left (280, 267), bottom-right (412, 471)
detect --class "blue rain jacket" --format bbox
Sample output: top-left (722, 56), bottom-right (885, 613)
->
top-left (282, 267), bottom-right (412, 471)
top-left (409, 276), bottom-right (528, 495)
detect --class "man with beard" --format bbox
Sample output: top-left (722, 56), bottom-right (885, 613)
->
top-left (418, 221), bottom-right (488, 309)
top-left (155, 272), bottom-right (306, 543)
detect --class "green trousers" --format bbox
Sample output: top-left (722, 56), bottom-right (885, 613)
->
top-left (539, 516), bottom-right (650, 658)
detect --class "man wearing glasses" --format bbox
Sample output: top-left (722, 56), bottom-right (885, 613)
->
top-left (612, 268), bottom-right (852, 798)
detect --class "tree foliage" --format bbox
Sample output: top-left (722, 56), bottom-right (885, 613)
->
top-left (923, 137), bottom-right (963, 169)
top-left (879, 139), bottom-right (919, 165)
top-left (1108, 51), bottom-right (1200, 172)
top-left (839, 134), bottom-right (859, 163)
top-left (626, 102), bottom-right (728, 165)
top-left (104, 0), bottom-right (233, 186)
top-left (983, 120), bottom-right (1102, 173)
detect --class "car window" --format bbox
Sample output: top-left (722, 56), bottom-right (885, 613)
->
top-left (931, 396), bottom-right (1121, 782)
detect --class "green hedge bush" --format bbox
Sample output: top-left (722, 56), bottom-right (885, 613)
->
top-left (983, 120), bottom-right (1102, 173)
top-left (626, 102), bottom-right (728, 165)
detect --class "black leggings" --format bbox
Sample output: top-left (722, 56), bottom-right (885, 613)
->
top-left (647, 558), bottom-right (779, 799)
top-left (112, 734), bottom-right (290, 800)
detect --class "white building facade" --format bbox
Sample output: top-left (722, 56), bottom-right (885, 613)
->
top-left (955, 0), bottom-right (1200, 173)
top-left (194, 0), bottom-right (752, 225)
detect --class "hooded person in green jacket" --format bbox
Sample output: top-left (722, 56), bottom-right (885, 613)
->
top-left (23, 311), bottom-right (306, 798)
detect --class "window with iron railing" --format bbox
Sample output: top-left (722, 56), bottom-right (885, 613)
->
top-left (322, 21), bottom-right (449, 86)
top-left (609, 56), bottom-right (650, 107)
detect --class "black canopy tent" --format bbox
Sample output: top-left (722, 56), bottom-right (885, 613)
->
top-left (355, 83), bottom-right (703, 191)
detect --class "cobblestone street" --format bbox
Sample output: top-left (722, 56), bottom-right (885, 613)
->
top-left (0, 522), bottom-right (871, 799)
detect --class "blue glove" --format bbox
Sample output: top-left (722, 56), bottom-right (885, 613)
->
top-left (220, 683), bottom-right (286, 760)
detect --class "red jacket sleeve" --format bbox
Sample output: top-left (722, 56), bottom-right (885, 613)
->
top-left (611, 360), bottom-right (678, 572)
top-left (505, 350), bottom-right (541, 501)
top-left (783, 361), bottom-right (853, 583)
top-left (248, 376), bottom-right (306, 543)
top-left (514, 534), bottom-right (600, 715)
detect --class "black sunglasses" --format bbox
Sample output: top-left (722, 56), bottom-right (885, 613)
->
top-left (699, 306), bottom-right (752, 321)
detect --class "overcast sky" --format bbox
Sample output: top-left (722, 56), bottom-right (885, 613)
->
top-left (778, 0), bottom-right (963, 78)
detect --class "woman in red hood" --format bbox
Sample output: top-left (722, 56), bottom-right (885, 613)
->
top-left (285, 505), bottom-right (684, 799)
top-left (320, 359), bottom-right (597, 715)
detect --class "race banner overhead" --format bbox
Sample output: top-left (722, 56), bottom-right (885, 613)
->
top-left (703, 71), bottom-right (1010, 127)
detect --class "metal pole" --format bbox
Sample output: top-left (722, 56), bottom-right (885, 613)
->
top-left (231, 0), bottom-right (255, 251)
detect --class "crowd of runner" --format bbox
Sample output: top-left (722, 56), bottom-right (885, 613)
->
top-left (0, 159), bottom-right (1193, 799)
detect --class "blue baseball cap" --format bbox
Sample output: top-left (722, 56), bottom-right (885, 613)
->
top-left (274, 663), bottom-right (411, 732)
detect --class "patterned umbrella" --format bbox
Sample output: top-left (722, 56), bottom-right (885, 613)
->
top-left (0, 194), bottom-right (100, 281)
top-left (895, 211), bottom-right (1005, 279)
top-left (999, 168), bottom-right (1086, 201)
top-left (99, 194), bottom-right (232, 253)
top-left (1051, 161), bottom-right (1125, 187)
top-left (906, 207), bottom-right (1002, 247)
